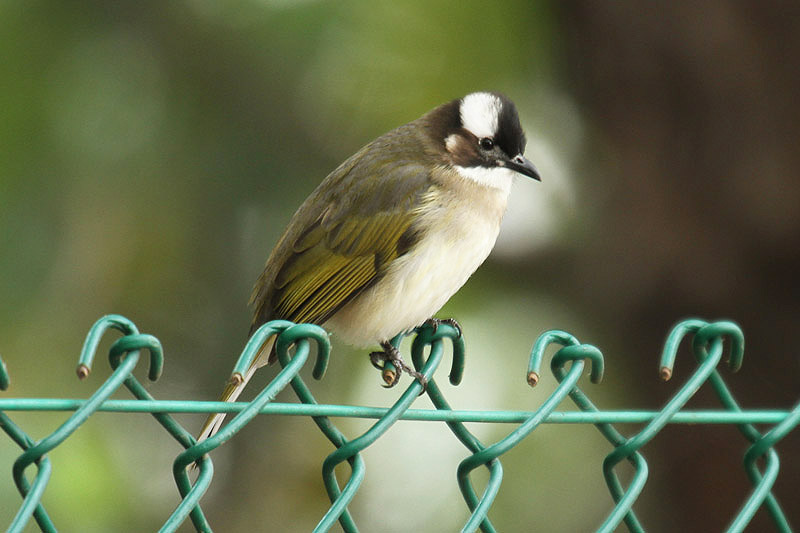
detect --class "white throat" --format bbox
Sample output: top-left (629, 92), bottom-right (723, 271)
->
top-left (454, 165), bottom-right (516, 195)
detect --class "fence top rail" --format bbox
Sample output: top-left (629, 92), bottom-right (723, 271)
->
top-left (0, 398), bottom-right (791, 425)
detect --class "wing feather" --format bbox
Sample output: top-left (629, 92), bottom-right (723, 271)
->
top-left (250, 122), bottom-right (436, 335)
top-left (273, 212), bottom-right (412, 324)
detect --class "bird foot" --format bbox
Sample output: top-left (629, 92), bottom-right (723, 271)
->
top-left (369, 341), bottom-right (427, 391)
top-left (422, 317), bottom-right (462, 337)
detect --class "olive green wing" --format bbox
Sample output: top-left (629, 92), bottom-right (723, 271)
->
top-left (250, 131), bottom-right (434, 332)
top-left (272, 209), bottom-right (415, 325)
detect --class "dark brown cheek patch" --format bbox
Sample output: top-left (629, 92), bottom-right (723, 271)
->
top-left (448, 132), bottom-right (480, 167)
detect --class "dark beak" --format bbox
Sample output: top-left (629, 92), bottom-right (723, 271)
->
top-left (506, 154), bottom-right (541, 181)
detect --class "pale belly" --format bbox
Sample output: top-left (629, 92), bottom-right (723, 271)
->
top-left (324, 203), bottom-right (503, 346)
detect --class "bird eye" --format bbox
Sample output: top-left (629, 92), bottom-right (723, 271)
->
top-left (479, 137), bottom-right (494, 150)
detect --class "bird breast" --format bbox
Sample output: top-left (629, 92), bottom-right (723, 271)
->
top-left (324, 172), bottom-right (510, 346)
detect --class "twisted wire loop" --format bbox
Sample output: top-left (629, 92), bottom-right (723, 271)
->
top-left (596, 319), bottom-right (748, 533)
top-left (7, 315), bottom-right (165, 533)
top-left (106, 336), bottom-right (211, 533)
top-left (276, 325), bottom-right (362, 533)
top-left (1, 355), bottom-right (56, 533)
top-left (81, 315), bottom-right (220, 533)
top-left (736, 400), bottom-right (799, 533)
top-left (676, 321), bottom-right (793, 532)
top-left (594, 319), bottom-right (742, 532)
top-left (308, 323), bottom-right (463, 533)
top-left (540, 333), bottom-right (650, 533)
top-left (169, 321), bottom-right (330, 532)
top-left (406, 325), bottom-right (509, 533)
top-left (451, 331), bottom-right (606, 533)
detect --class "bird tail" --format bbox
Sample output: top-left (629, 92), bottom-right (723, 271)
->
top-left (196, 336), bottom-right (275, 442)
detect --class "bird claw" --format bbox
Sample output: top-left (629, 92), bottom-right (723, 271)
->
top-left (369, 341), bottom-right (427, 392)
top-left (369, 350), bottom-right (388, 372)
top-left (367, 319), bottom-right (461, 391)
top-left (422, 317), bottom-right (462, 338)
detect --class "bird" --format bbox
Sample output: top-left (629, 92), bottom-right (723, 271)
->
top-left (197, 91), bottom-right (540, 441)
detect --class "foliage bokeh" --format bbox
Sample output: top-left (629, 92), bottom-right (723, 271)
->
top-left (1, 1), bottom-right (797, 531)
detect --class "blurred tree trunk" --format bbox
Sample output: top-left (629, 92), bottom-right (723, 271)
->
top-left (558, 2), bottom-right (800, 530)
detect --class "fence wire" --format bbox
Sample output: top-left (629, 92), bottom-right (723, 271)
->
top-left (1, 315), bottom-right (797, 532)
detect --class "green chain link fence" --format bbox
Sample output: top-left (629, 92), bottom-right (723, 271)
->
top-left (1, 315), bottom-right (797, 532)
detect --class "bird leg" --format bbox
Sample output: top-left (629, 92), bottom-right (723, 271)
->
top-left (422, 317), bottom-right (462, 337)
top-left (369, 341), bottom-right (427, 390)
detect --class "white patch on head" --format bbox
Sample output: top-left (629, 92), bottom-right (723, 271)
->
top-left (460, 92), bottom-right (502, 139)
top-left (454, 165), bottom-right (515, 195)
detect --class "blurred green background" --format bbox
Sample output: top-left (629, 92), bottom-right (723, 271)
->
top-left (1, 1), bottom-right (798, 531)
